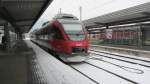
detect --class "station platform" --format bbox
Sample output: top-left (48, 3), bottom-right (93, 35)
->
top-left (98, 44), bottom-right (150, 51)
top-left (91, 44), bottom-right (150, 59)
top-left (0, 40), bottom-right (33, 84)
top-left (2, 39), bottom-right (150, 84)
top-left (25, 40), bottom-right (95, 84)
top-left (0, 40), bottom-right (96, 84)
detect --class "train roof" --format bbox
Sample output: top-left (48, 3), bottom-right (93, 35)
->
top-left (54, 13), bottom-right (81, 24)
top-left (53, 13), bottom-right (79, 20)
top-left (58, 19), bottom-right (81, 24)
top-left (32, 14), bottom-right (81, 35)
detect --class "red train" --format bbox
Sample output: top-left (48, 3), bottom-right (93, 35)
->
top-left (31, 13), bottom-right (89, 62)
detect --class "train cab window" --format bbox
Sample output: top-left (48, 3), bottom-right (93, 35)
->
top-left (62, 23), bottom-right (85, 41)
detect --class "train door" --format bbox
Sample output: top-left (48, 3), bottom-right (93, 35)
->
top-left (51, 26), bottom-right (64, 53)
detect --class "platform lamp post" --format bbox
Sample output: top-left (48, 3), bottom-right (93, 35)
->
top-left (79, 6), bottom-right (82, 21)
top-left (137, 27), bottom-right (142, 48)
top-left (59, 8), bottom-right (62, 14)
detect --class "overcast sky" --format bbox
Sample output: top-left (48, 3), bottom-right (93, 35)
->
top-left (30, 0), bottom-right (150, 32)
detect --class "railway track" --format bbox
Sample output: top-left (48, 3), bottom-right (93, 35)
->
top-left (89, 57), bottom-right (144, 74)
top-left (69, 61), bottom-right (138, 84)
top-left (69, 64), bottom-right (99, 84)
top-left (84, 61), bottom-right (138, 84)
top-left (33, 42), bottom-right (146, 84)
top-left (90, 49), bottom-right (150, 63)
top-left (68, 50), bottom-right (150, 84)
top-left (90, 50), bottom-right (150, 68)
top-left (34, 42), bottom-right (99, 84)
top-left (69, 54), bottom-right (143, 84)
top-left (39, 45), bottom-right (142, 84)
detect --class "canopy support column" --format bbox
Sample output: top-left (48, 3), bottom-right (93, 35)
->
top-left (4, 22), bottom-right (10, 50)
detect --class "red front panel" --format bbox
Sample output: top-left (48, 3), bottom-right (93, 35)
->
top-left (48, 20), bottom-right (89, 56)
top-left (49, 39), bottom-right (88, 55)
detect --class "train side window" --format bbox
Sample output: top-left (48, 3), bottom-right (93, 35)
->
top-left (48, 34), bottom-right (53, 40)
top-left (53, 27), bottom-right (63, 40)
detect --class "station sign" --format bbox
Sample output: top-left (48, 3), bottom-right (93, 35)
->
top-left (106, 29), bottom-right (112, 39)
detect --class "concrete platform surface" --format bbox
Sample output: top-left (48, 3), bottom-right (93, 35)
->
top-left (0, 40), bottom-right (32, 84)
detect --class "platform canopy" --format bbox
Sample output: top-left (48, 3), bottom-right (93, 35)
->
top-left (83, 2), bottom-right (150, 31)
top-left (0, 0), bottom-right (53, 33)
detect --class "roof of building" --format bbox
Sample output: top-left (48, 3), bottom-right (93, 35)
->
top-left (83, 2), bottom-right (150, 30)
top-left (0, 0), bottom-right (53, 33)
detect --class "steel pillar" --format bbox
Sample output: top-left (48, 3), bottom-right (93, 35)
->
top-left (16, 32), bottom-right (22, 40)
top-left (137, 26), bottom-right (142, 48)
top-left (106, 25), bottom-right (109, 29)
top-left (4, 22), bottom-right (10, 50)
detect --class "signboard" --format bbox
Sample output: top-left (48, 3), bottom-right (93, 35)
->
top-left (0, 29), bottom-right (4, 44)
top-left (106, 29), bottom-right (112, 39)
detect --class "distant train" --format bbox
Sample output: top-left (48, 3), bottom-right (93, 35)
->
top-left (30, 13), bottom-right (89, 62)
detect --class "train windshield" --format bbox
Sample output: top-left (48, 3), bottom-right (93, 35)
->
top-left (63, 23), bottom-right (85, 41)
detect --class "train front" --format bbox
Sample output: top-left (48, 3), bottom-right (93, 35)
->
top-left (59, 20), bottom-right (90, 62)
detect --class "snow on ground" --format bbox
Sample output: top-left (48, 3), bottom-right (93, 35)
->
top-left (88, 53), bottom-right (150, 84)
top-left (25, 40), bottom-right (150, 84)
top-left (71, 63), bottom-right (134, 84)
top-left (25, 40), bottom-right (95, 84)
top-left (91, 46), bottom-right (150, 61)
top-left (90, 50), bottom-right (150, 67)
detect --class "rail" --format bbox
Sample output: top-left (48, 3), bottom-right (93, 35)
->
top-left (91, 45), bottom-right (150, 58)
